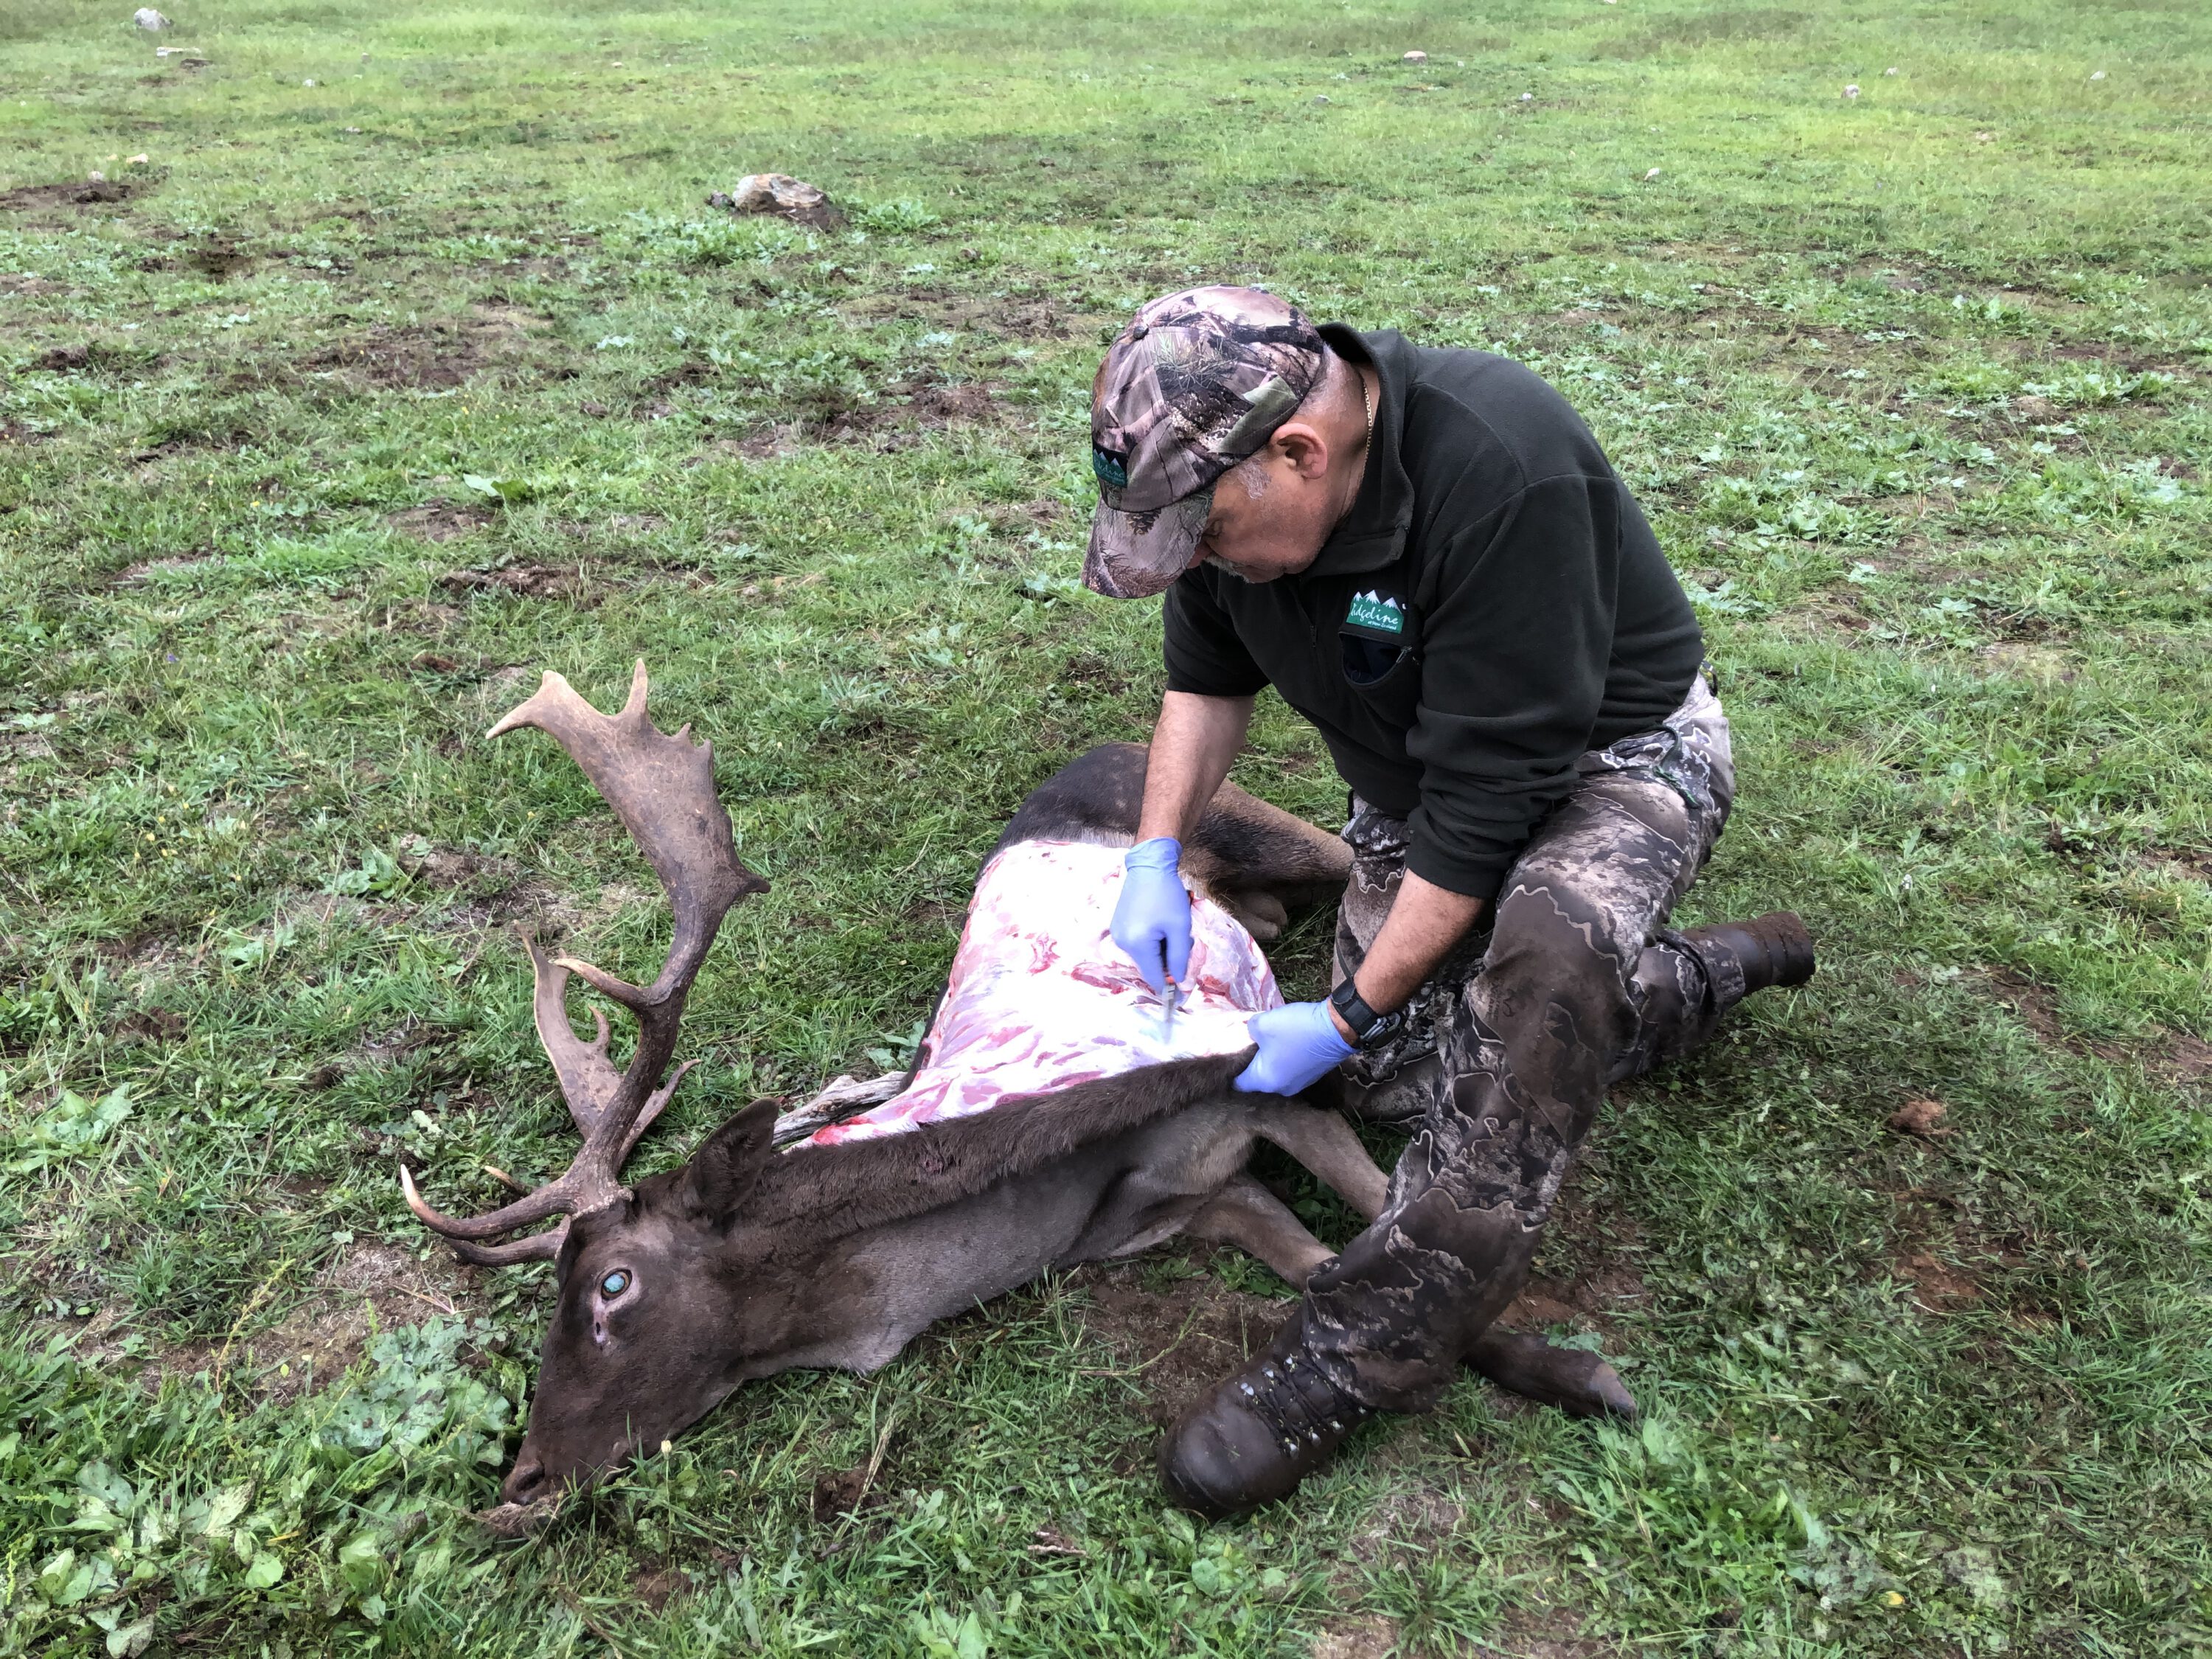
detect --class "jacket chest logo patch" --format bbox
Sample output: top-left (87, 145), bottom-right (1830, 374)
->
top-left (1346, 591), bottom-right (1405, 635)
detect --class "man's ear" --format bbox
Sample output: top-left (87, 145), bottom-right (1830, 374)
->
top-left (1270, 421), bottom-right (1330, 479)
top-left (681, 1097), bottom-right (779, 1222)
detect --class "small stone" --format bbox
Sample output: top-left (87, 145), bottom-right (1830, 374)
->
top-left (133, 7), bottom-right (170, 28)
top-left (1888, 1098), bottom-right (1951, 1138)
top-left (1312, 94), bottom-right (1329, 103)
top-left (714, 171), bottom-right (846, 231)
top-left (342, 125), bottom-right (361, 133)
top-left (1519, 91), bottom-right (1534, 102)
top-left (1643, 167), bottom-right (1661, 180)
top-left (126, 152), bottom-right (148, 164)
top-left (2090, 69), bottom-right (2105, 80)
top-left (1402, 49), bottom-right (1426, 62)
top-left (87, 170), bottom-right (107, 183)
top-left (1883, 66), bottom-right (1898, 75)
top-left (1844, 83), bottom-right (1860, 99)
top-left (302, 77), bottom-right (314, 86)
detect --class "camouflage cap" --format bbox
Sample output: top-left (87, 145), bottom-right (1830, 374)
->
top-left (1083, 287), bottom-right (1326, 598)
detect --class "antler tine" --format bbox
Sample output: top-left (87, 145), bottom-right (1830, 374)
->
top-left (619, 1059), bottom-right (698, 1165)
top-left (400, 1161), bottom-right (611, 1242)
top-left (442, 1224), bottom-right (569, 1268)
top-left (526, 936), bottom-right (624, 1138)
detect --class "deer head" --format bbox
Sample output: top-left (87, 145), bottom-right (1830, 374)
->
top-left (400, 661), bottom-right (773, 1503)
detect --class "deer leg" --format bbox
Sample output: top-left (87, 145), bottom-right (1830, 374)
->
top-left (1190, 1156), bottom-right (1638, 1420)
top-left (1464, 1328), bottom-right (1638, 1420)
top-left (1217, 888), bottom-right (1290, 945)
top-left (1243, 1106), bottom-right (1634, 1419)
top-left (1185, 1174), bottom-right (1337, 1285)
top-left (1248, 1105), bottom-right (1390, 1223)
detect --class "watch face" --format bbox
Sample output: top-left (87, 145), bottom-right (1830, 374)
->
top-left (1359, 1009), bottom-right (1404, 1051)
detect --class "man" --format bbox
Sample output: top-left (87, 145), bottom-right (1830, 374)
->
top-left (1085, 287), bottom-right (1815, 1516)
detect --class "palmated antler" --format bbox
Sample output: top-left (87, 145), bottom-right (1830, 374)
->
top-left (402, 661), bottom-right (768, 1265)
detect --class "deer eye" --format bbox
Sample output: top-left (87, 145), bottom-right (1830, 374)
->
top-left (599, 1270), bottom-right (630, 1298)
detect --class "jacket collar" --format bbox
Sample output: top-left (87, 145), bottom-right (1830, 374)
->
top-left (1303, 324), bottom-right (1415, 580)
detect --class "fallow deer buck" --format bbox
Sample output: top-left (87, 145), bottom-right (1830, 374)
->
top-left (403, 664), bottom-right (1632, 1522)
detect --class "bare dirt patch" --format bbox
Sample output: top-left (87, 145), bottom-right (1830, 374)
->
top-left (145, 1243), bottom-right (483, 1400)
top-left (406, 846), bottom-right (522, 888)
top-left (838, 286), bottom-right (1105, 342)
top-left (1891, 1248), bottom-right (1983, 1309)
top-left (188, 243), bottom-right (254, 279)
top-left (1488, 1604), bottom-right (1632, 1657)
top-left (1069, 1250), bottom-right (1289, 1427)
top-left (0, 179), bottom-right (138, 216)
top-left (1985, 967), bottom-right (2211, 1090)
top-left (303, 322), bottom-right (499, 389)
top-left (630, 1565), bottom-right (690, 1612)
top-left (112, 1006), bottom-right (187, 1045)
top-left (437, 563), bottom-right (591, 602)
top-left (1503, 1160), bottom-right (1648, 1338)
top-left (1981, 641), bottom-right (2076, 682)
top-left (728, 375), bottom-right (1006, 453)
top-left (1310, 1615), bottom-right (1401, 1658)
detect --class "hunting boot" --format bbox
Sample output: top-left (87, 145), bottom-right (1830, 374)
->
top-left (1674, 911), bottom-right (1815, 1009)
top-left (1157, 1313), bottom-right (1376, 1519)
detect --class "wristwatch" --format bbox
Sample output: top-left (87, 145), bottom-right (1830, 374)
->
top-left (1329, 978), bottom-right (1406, 1051)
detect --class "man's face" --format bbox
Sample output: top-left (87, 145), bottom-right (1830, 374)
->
top-left (1189, 442), bottom-right (1339, 584)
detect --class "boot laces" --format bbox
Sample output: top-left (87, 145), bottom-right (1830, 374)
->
top-left (1234, 1349), bottom-right (1371, 1458)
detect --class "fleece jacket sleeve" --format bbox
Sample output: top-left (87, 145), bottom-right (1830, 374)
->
top-left (1404, 473), bottom-right (1625, 900)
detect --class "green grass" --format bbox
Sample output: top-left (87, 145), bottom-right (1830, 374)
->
top-left (3, 0), bottom-right (2210, 1652)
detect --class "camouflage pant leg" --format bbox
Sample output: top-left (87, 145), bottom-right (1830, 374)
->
top-left (1304, 678), bottom-right (1736, 1411)
top-left (1327, 804), bottom-right (1478, 1127)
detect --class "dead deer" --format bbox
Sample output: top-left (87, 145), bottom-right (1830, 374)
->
top-left (403, 664), bottom-right (1631, 1523)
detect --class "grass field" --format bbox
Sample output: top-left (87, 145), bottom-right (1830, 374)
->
top-left (4, 0), bottom-right (2210, 1652)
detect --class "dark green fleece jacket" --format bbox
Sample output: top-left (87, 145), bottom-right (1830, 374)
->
top-left (1164, 325), bottom-right (1704, 901)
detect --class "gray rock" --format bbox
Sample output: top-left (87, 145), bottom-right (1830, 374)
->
top-left (706, 172), bottom-right (846, 232)
top-left (133, 7), bottom-right (170, 28)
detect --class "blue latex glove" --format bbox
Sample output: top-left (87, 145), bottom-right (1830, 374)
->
top-left (1110, 837), bottom-right (1193, 994)
top-left (1234, 1000), bottom-right (1357, 1095)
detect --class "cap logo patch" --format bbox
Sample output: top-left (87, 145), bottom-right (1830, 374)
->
top-left (1346, 591), bottom-right (1405, 634)
top-left (1092, 446), bottom-right (1129, 490)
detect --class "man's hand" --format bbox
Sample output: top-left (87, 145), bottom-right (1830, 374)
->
top-left (1234, 1001), bottom-right (1355, 1095)
top-left (1111, 838), bottom-right (1192, 994)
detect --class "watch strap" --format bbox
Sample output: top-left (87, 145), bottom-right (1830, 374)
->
top-left (1329, 979), bottom-right (1400, 1048)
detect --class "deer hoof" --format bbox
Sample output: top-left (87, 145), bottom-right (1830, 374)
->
top-left (1466, 1328), bottom-right (1639, 1421)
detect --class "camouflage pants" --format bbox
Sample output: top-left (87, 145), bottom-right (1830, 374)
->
top-left (1305, 674), bottom-right (1738, 1411)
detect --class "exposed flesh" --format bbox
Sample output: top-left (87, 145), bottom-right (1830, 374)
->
top-left (802, 841), bottom-right (1279, 1147)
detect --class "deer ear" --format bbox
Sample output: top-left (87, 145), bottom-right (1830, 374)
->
top-left (681, 1097), bottom-right (779, 1222)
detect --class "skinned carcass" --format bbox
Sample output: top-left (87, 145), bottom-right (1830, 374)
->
top-left (403, 665), bottom-right (1628, 1520)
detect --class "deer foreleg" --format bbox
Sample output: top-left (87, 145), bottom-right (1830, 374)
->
top-left (1248, 1105), bottom-right (1390, 1222)
top-left (1185, 1174), bottom-right (1336, 1285)
top-left (1464, 1328), bottom-right (1638, 1420)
